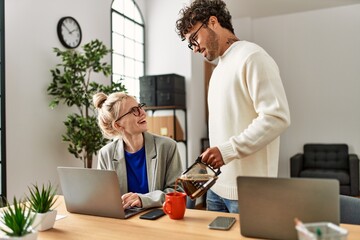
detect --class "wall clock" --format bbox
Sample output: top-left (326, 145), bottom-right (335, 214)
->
top-left (57, 16), bottom-right (82, 49)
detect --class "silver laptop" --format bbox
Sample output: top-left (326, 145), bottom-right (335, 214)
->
top-left (237, 176), bottom-right (339, 240)
top-left (57, 167), bottom-right (147, 219)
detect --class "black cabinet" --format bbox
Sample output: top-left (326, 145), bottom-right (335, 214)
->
top-left (157, 92), bottom-right (185, 107)
top-left (140, 74), bottom-right (186, 108)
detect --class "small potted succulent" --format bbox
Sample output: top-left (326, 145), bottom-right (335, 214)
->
top-left (0, 197), bottom-right (37, 240)
top-left (26, 182), bottom-right (58, 231)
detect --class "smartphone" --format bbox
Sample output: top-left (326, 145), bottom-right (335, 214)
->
top-left (139, 209), bottom-right (166, 220)
top-left (208, 216), bottom-right (236, 230)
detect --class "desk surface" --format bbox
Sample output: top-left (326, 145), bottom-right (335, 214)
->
top-left (36, 196), bottom-right (360, 240)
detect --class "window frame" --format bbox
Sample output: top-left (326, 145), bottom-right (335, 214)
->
top-left (111, 0), bottom-right (145, 100)
top-left (0, 0), bottom-right (6, 201)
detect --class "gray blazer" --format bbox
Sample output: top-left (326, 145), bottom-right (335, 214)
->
top-left (97, 132), bottom-right (184, 208)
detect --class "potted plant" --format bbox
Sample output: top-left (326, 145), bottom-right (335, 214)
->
top-left (0, 197), bottom-right (37, 240)
top-left (26, 183), bottom-right (58, 232)
top-left (47, 39), bottom-right (126, 168)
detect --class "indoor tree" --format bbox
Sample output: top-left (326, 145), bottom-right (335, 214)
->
top-left (48, 39), bottom-right (126, 168)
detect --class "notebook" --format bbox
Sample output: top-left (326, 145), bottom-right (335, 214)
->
top-left (236, 176), bottom-right (339, 240)
top-left (57, 167), bottom-right (147, 219)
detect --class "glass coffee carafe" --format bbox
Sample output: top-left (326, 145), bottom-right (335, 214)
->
top-left (178, 157), bottom-right (221, 200)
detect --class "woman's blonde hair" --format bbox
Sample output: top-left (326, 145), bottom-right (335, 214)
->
top-left (93, 92), bottom-right (135, 139)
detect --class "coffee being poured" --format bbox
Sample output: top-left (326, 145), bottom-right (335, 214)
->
top-left (177, 157), bottom-right (221, 200)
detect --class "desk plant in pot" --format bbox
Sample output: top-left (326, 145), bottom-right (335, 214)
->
top-left (47, 39), bottom-right (126, 168)
top-left (0, 197), bottom-right (37, 240)
top-left (26, 183), bottom-right (58, 232)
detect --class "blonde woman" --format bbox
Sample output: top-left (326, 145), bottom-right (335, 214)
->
top-left (93, 92), bottom-right (184, 209)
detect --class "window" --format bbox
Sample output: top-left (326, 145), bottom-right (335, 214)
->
top-left (0, 0), bottom-right (6, 201)
top-left (111, 0), bottom-right (145, 99)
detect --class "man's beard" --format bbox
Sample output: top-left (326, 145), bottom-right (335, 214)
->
top-left (204, 28), bottom-right (219, 62)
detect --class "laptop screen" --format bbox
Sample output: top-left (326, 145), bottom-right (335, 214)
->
top-left (57, 167), bottom-right (146, 219)
top-left (237, 176), bottom-right (339, 240)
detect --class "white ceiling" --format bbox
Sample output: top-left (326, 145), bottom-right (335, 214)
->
top-left (223, 0), bottom-right (360, 18)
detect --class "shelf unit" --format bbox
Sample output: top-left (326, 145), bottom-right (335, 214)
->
top-left (145, 106), bottom-right (188, 168)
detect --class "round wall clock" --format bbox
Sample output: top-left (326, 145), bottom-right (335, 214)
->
top-left (57, 16), bottom-right (82, 49)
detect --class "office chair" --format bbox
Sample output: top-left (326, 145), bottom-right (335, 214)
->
top-left (340, 195), bottom-right (360, 225)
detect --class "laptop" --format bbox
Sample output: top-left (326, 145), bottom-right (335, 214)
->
top-left (236, 176), bottom-right (339, 240)
top-left (57, 167), bottom-right (147, 219)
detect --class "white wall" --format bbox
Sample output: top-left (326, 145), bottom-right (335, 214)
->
top-left (4, 0), bottom-right (360, 200)
top-left (5, 0), bottom-right (113, 199)
top-left (4, 0), bottom-right (202, 200)
top-left (234, 5), bottom-right (360, 177)
top-left (144, 1), bottom-right (360, 178)
top-left (145, 0), bottom-right (207, 167)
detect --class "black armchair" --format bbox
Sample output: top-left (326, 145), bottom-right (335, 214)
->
top-left (290, 144), bottom-right (359, 196)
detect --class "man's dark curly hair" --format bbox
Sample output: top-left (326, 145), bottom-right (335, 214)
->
top-left (175, 0), bottom-right (234, 40)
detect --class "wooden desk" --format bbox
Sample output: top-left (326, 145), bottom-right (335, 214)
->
top-left (37, 196), bottom-right (360, 240)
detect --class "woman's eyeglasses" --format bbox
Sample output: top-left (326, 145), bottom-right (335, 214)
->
top-left (116, 103), bottom-right (146, 122)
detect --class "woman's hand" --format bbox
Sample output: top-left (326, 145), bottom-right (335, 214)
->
top-left (122, 192), bottom-right (142, 208)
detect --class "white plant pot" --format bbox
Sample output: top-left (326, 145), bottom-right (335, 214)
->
top-left (31, 210), bottom-right (57, 231)
top-left (0, 231), bottom-right (38, 240)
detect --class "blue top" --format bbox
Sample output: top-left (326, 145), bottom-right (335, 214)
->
top-left (124, 146), bottom-right (149, 193)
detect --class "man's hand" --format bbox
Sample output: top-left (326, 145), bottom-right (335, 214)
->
top-left (201, 147), bottom-right (224, 169)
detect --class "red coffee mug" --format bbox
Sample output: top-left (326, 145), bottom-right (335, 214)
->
top-left (162, 192), bottom-right (186, 220)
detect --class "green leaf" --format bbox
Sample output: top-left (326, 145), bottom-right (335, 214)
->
top-left (47, 39), bottom-right (127, 166)
top-left (0, 197), bottom-right (35, 237)
top-left (26, 182), bottom-right (58, 213)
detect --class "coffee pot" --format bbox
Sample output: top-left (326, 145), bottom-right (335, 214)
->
top-left (179, 157), bottom-right (221, 200)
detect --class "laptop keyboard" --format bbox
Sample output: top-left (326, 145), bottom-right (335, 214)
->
top-left (124, 207), bottom-right (145, 218)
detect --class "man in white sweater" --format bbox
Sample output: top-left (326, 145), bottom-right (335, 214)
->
top-left (176, 0), bottom-right (290, 213)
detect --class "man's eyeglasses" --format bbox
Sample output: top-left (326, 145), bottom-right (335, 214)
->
top-left (188, 19), bottom-right (209, 51)
top-left (116, 103), bottom-right (146, 122)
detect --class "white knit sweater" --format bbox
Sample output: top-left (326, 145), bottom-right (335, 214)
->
top-left (208, 41), bottom-right (290, 200)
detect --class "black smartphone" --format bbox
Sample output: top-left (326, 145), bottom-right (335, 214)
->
top-left (139, 209), bottom-right (166, 220)
top-left (208, 216), bottom-right (236, 230)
